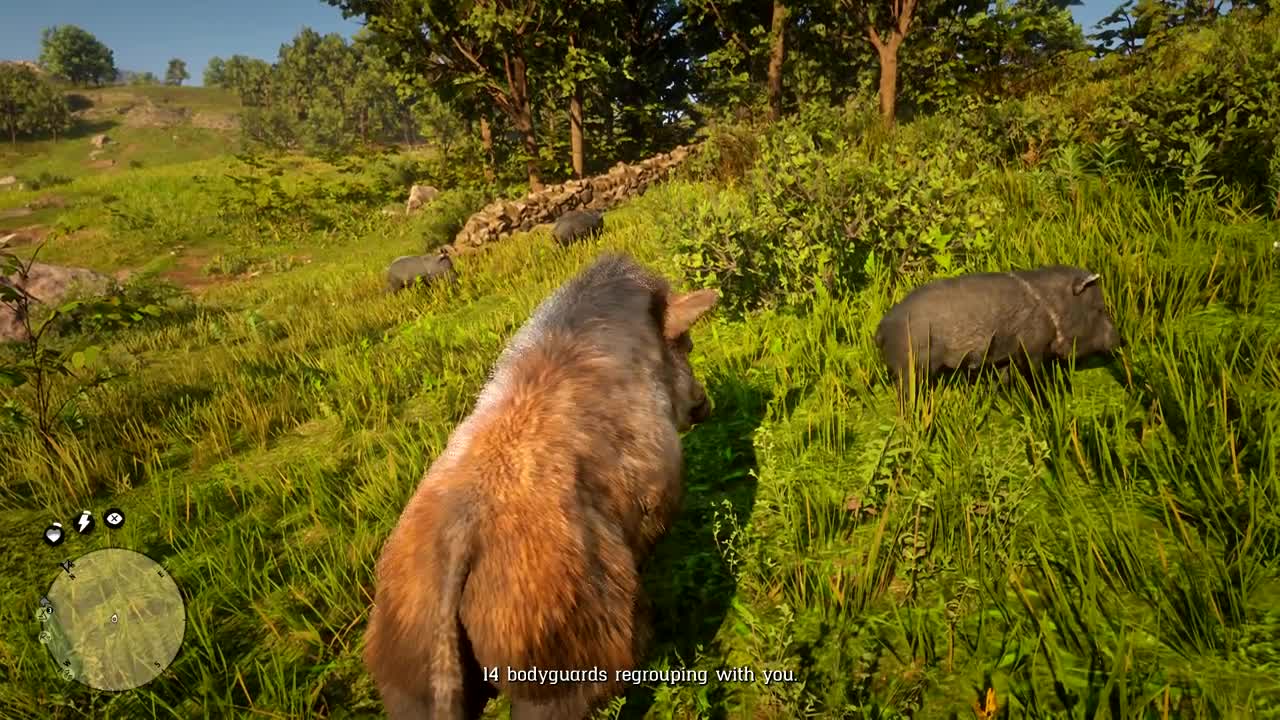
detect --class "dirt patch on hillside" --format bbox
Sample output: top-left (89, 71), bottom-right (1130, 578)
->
top-left (159, 253), bottom-right (232, 295)
top-left (191, 111), bottom-right (239, 131)
top-left (123, 102), bottom-right (190, 128)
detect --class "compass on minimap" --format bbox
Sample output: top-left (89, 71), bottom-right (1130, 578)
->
top-left (36, 548), bottom-right (186, 691)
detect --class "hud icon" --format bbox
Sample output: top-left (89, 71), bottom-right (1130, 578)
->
top-left (104, 508), bottom-right (125, 530)
top-left (74, 510), bottom-right (94, 536)
top-left (43, 522), bottom-right (65, 547)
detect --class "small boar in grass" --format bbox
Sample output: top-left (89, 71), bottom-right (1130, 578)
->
top-left (875, 265), bottom-right (1123, 386)
top-left (363, 253), bottom-right (719, 720)
top-left (551, 208), bottom-right (605, 246)
top-left (386, 251), bottom-right (457, 293)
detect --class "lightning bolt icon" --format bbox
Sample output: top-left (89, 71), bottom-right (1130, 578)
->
top-left (76, 512), bottom-right (90, 533)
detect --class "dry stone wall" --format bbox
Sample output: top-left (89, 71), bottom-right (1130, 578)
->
top-left (444, 144), bottom-right (698, 254)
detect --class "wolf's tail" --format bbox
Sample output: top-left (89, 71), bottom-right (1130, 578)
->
top-left (426, 518), bottom-right (475, 717)
top-left (365, 507), bottom-right (476, 719)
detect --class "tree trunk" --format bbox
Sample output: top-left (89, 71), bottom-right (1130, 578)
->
top-left (568, 33), bottom-right (586, 179)
top-left (570, 87), bottom-right (585, 179)
top-left (767, 0), bottom-right (788, 123)
top-left (506, 53), bottom-right (543, 191)
top-left (863, 0), bottom-right (917, 128)
top-left (875, 39), bottom-right (901, 124)
top-left (479, 115), bottom-right (496, 184)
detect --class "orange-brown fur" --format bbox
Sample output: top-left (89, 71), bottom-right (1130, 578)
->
top-left (363, 254), bottom-right (719, 720)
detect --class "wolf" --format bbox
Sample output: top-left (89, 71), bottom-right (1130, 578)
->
top-left (363, 253), bottom-right (720, 720)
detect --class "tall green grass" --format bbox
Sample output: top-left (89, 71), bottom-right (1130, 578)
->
top-left (0, 154), bottom-right (1277, 719)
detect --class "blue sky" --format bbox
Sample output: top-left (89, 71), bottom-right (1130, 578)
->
top-left (0, 0), bottom-right (365, 84)
top-left (1, 0), bottom-right (1118, 86)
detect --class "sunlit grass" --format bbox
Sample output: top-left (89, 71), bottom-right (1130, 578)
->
top-left (0, 143), bottom-right (1277, 720)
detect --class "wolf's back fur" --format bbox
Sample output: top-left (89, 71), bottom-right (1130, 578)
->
top-left (364, 253), bottom-right (714, 719)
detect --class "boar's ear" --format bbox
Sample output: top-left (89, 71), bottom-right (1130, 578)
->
top-left (664, 289), bottom-right (719, 339)
top-left (1072, 272), bottom-right (1101, 295)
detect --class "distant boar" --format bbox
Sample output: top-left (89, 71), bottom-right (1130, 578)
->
top-left (386, 251), bottom-right (457, 293)
top-left (364, 253), bottom-right (719, 720)
top-left (551, 208), bottom-right (605, 246)
top-left (875, 265), bottom-right (1122, 384)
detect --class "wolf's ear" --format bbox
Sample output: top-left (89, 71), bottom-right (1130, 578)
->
top-left (664, 289), bottom-right (719, 339)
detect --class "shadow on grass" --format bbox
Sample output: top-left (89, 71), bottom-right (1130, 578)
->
top-left (62, 119), bottom-right (119, 141)
top-left (619, 373), bottom-right (767, 720)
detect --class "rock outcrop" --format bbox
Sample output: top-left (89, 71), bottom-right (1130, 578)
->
top-left (0, 262), bottom-right (116, 343)
top-left (445, 144), bottom-right (697, 254)
top-left (405, 184), bottom-right (441, 215)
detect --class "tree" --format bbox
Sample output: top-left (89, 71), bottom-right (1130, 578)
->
top-left (165, 58), bottom-right (190, 86)
top-left (1088, 0), bottom-right (1219, 55)
top-left (541, 0), bottom-right (621, 178)
top-left (38, 25), bottom-right (117, 86)
top-left (606, 0), bottom-right (709, 156)
top-left (683, 0), bottom-right (825, 124)
top-left (203, 57), bottom-right (227, 87)
top-left (213, 55), bottom-right (274, 105)
top-left (0, 64), bottom-right (38, 144)
top-left (121, 70), bottom-right (160, 85)
top-left (202, 54), bottom-right (273, 97)
top-left (326, 0), bottom-right (555, 190)
top-left (350, 31), bottom-right (415, 145)
top-left (845, 0), bottom-right (922, 124)
top-left (0, 63), bottom-right (72, 144)
top-left (228, 28), bottom-right (418, 155)
top-left (683, 0), bottom-right (774, 113)
top-left (766, 1), bottom-right (790, 121)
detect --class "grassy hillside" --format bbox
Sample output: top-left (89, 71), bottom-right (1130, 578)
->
top-left (2, 38), bottom-right (1279, 720)
top-left (0, 84), bottom-right (240, 200)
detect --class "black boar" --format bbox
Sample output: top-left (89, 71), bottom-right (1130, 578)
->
top-left (551, 209), bottom-right (605, 246)
top-left (386, 251), bottom-right (457, 293)
top-left (875, 265), bottom-right (1123, 384)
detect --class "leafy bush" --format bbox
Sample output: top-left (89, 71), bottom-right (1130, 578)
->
top-left (0, 244), bottom-right (161, 448)
top-left (674, 116), bottom-right (1004, 315)
top-left (22, 171), bottom-right (72, 191)
top-left (365, 146), bottom-right (495, 201)
top-left (211, 153), bottom-right (386, 239)
top-left (684, 118), bottom-right (765, 184)
top-left (49, 279), bottom-right (187, 336)
top-left (414, 188), bottom-right (490, 249)
top-left (964, 11), bottom-right (1280, 206)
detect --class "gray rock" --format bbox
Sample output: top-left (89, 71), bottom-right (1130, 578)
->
top-left (386, 252), bottom-right (457, 293)
top-left (1, 262), bottom-right (116, 343)
top-left (874, 265), bottom-right (1123, 384)
top-left (405, 184), bottom-right (440, 214)
top-left (551, 209), bottom-right (604, 247)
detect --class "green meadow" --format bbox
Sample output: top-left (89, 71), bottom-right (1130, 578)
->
top-left (3, 12), bottom-right (1280, 720)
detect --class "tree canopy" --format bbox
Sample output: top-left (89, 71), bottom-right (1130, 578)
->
top-left (165, 58), bottom-right (190, 86)
top-left (0, 63), bottom-right (72, 144)
top-left (37, 25), bottom-right (117, 86)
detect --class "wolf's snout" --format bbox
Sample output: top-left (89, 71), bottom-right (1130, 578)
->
top-left (690, 394), bottom-right (711, 425)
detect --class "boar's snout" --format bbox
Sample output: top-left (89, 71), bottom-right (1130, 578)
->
top-left (1101, 318), bottom-right (1124, 352)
